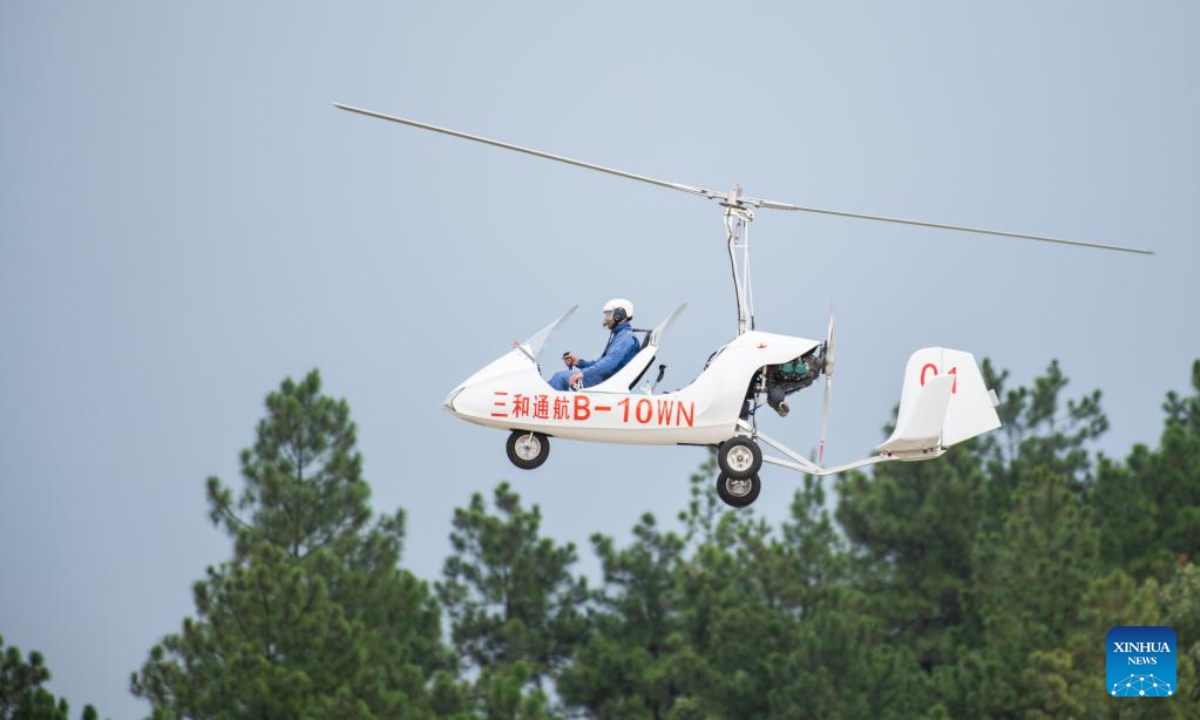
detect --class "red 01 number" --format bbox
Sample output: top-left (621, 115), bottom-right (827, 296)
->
top-left (919, 363), bottom-right (958, 394)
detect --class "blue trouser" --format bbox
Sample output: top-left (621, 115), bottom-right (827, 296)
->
top-left (549, 369), bottom-right (595, 391)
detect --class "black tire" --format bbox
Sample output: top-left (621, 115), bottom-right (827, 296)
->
top-left (506, 430), bottom-right (550, 470)
top-left (716, 471), bottom-right (761, 508)
top-left (717, 436), bottom-right (762, 479)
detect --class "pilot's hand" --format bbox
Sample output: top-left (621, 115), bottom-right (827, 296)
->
top-left (563, 353), bottom-right (578, 368)
top-left (569, 370), bottom-right (584, 388)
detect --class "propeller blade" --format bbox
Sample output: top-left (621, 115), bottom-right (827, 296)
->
top-left (824, 303), bottom-right (836, 377)
top-left (749, 197), bottom-right (1153, 256)
top-left (818, 305), bottom-right (836, 464)
top-left (333, 103), bottom-right (727, 202)
top-left (819, 375), bottom-right (833, 464)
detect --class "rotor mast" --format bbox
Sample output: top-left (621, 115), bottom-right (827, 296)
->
top-left (722, 185), bottom-right (756, 335)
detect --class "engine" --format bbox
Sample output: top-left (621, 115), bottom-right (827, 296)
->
top-left (755, 348), bottom-right (823, 417)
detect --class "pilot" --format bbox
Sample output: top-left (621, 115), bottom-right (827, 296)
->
top-left (549, 298), bottom-right (641, 391)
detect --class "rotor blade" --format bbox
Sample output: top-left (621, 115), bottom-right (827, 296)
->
top-left (748, 197), bottom-right (1153, 256)
top-left (333, 103), bottom-right (726, 202)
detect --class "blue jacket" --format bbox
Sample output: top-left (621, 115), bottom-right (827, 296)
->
top-left (577, 322), bottom-right (642, 385)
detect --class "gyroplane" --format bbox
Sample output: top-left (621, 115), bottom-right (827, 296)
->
top-left (335, 103), bottom-right (1152, 507)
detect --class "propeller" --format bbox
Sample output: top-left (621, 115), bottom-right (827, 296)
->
top-left (818, 305), bottom-right (836, 464)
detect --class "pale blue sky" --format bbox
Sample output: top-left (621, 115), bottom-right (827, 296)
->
top-left (2, 2), bottom-right (1197, 717)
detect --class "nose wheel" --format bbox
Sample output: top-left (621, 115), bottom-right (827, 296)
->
top-left (716, 471), bottom-right (761, 507)
top-left (506, 430), bottom-right (550, 470)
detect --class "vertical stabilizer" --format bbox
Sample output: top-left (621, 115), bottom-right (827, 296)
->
top-left (878, 347), bottom-right (1001, 453)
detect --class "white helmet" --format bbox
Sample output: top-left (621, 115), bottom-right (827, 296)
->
top-left (602, 298), bottom-right (634, 325)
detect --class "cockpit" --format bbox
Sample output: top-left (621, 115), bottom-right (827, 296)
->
top-left (519, 304), bottom-right (687, 394)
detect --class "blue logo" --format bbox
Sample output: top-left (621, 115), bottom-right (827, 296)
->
top-left (1107, 626), bottom-right (1176, 697)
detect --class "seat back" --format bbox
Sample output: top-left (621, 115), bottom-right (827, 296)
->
top-left (590, 346), bottom-right (655, 392)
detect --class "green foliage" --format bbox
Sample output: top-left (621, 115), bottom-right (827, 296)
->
top-left (1093, 359), bottom-right (1200, 580)
top-left (132, 370), bottom-right (466, 719)
top-left (558, 512), bottom-right (692, 718)
top-left (0, 635), bottom-right (100, 720)
top-left (563, 360), bottom-right (1199, 717)
top-left (1161, 564), bottom-right (1200, 708)
top-left (439, 482), bottom-right (585, 717)
top-left (115, 359), bottom-right (1198, 719)
top-left (474, 663), bottom-right (556, 720)
top-left (560, 457), bottom-right (927, 719)
top-left (838, 359), bottom-right (1200, 719)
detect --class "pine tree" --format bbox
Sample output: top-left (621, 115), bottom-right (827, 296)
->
top-left (557, 513), bottom-right (693, 719)
top-left (131, 370), bottom-right (466, 719)
top-left (940, 467), bottom-right (1101, 718)
top-left (836, 360), bottom-right (1109, 672)
top-left (1160, 563), bottom-right (1200, 712)
top-left (560, 461), bottom-right (927, 720)
top-left (0, 634), bottom-right (100, 720)
top-left (1093, 359), bottom-right (1200, 579)
top-left (439, 482), bottom-right (587, 717)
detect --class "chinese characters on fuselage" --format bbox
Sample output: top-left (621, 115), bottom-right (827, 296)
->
top-left (491, 391), bottom-right (694, 427)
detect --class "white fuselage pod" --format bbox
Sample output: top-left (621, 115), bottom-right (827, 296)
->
top-left (445, 331), bottom-right (819, 446)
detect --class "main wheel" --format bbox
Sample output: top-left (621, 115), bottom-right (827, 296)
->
top-left (717, 437), bottom-right (762, 479)
top-left (716, 471), bottom-right (761, 508)
top-left (506, 430), bottom-right (550, 470)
